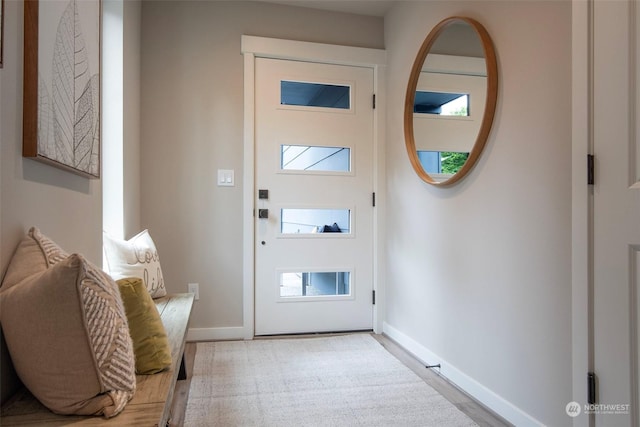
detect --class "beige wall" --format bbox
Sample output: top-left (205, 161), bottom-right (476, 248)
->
top-left (140, 1), bottom-right (384, 331)
top-left (0, 1), bottom-right (103, 274)
top-left (124, 0), bottom-right (142, 236)
top-left (0, 0), bottom-right (142, 269)
top-left (384, 1), bottom-right (572, 425)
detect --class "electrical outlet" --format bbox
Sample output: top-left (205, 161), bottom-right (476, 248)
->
top-left (188, 283), bottom-right (200, 300)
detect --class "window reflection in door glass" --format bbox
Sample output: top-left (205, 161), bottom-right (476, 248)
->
top-left (281, 145), bottom-right (350, 172)
top-left (281, 208), bottom-right (350, 234)
top-left (280, 271), bottom-right (351, 297)
top-left (281, 81), bottom-right (350, 109)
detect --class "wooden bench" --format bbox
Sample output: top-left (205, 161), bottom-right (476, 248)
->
top-left (0, 293), bottom-right (195, 426)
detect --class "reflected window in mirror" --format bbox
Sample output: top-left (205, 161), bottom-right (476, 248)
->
top-left (415, 91), bottom-right (469, 116)
top-left (418, 151), bottom-right (469, 175)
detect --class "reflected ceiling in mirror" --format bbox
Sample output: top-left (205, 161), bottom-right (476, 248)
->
top-left (404, 17), bottom-right (498, 186)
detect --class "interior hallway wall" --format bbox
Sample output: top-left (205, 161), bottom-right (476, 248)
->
top-left (1, 1), bottom-right (103, 274)
top-left (140, 1), bottom-right (384, 334)
top-left (383, 2), bottom-right (572, 425)
top-left (123, 0), bottom-right (142, 237)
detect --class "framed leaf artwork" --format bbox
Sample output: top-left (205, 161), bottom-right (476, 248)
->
top-left (1, 0), bottom-right (4, 69)
top-left (23, 0), bottom-right (101, 178)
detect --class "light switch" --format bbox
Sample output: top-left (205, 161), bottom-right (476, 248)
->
top-left (218, 169), bottom-right (234, 186)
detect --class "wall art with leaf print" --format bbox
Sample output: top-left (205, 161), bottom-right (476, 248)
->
top-left (1, 0), bottom-right (4, 69)
top-left (23, 0), bottom-right (101, 178)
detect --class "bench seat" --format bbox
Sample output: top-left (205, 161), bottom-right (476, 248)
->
top-left (0, 293), bottom-right (194, 427)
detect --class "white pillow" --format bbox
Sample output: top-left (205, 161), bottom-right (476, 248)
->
top-left (103, 230), bottom-right (167, 298)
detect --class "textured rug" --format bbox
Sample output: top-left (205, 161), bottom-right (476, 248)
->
top-left (184, 334), bottom-right (477, 426)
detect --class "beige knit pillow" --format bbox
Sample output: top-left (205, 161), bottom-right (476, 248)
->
top-left (0, 254), bottom-right (136, 417)
top-left (1, 227), bottom-right (68, 290)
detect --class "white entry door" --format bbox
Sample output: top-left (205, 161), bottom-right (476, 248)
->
top-left (254, 58), bottom-right (374, 336)
top-left (592, 0), bottom-right (640, 424)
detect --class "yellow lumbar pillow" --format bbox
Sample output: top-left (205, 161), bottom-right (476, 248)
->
top-left (117, 277), bottom-right (172, 375)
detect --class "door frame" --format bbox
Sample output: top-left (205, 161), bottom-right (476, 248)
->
top-left (572, 0), bottom-right (640, 425)
top-left (241, 35), bottom-right (387, 339)
top-left (571, 1), bottom-right (591, 425)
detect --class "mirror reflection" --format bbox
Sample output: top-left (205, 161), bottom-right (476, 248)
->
top-left (405, 17), bottom-right (498, 186)
top-left (414, 22), bottom-right (485, 178)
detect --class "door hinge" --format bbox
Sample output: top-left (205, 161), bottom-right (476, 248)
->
top-left (372, 290), bottom-right (376, 305)
top-left (373, 94), bottom-right (376, 109)
top-left (588, 372), bottom-right (597, 404)
top-left (372, 192), bottom-right (376, 207)
top-left (588, 154), bottom-right (595, 185)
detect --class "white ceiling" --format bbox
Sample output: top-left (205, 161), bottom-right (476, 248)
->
top-left (261, 0), bottom-right (398, 17)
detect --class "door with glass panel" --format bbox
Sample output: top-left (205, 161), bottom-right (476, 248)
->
top-left (254, 58), bottom-right (374, 335)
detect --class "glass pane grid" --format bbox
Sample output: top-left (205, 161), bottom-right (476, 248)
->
top-left (281, 80), bottom-right (350, 109)
top-left (280, 271), bottom-right (351, 298)
top-left (281, 145), bottom-right (350, 172)
top-left (281, 208), bottom-right (350, 234)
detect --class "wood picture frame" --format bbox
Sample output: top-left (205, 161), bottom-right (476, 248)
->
top-left (1, 0), bottom-right (4, 69)
top-left (23, 0), bottom-right (101, 178)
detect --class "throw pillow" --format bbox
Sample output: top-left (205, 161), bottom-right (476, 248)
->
top-left (1, 227), bottom-right (69, 290)
top-left (117, 277), bottom-right (172, 374)
top-left (103, 230), bottom-right (167, 298)
top-left (0, 254), bottom-right (136, 417)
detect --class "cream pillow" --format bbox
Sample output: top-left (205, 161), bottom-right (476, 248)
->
top-left (0, 254), bottom-right (136, 417)
top-left (103, 230), bottom-right (167, 298)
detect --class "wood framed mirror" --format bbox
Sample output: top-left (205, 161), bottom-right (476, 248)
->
top-left (404, 16), bottom-right (498, 186)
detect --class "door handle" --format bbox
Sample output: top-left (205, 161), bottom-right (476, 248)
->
top-left (258, 209), bottom-right (269, 219)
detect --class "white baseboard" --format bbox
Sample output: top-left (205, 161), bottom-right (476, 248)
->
top-left (382, 322), bottom-right (543, 427)
top-left (187, 327), bottom-right (245, 342)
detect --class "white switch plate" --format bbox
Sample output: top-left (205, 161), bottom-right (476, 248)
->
top-left (217, 169), bottom-right (234, 186)
top-left (188, 283), bottom-right (200, 300)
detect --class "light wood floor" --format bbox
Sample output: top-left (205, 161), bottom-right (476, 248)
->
top-left (169, 334), bottom-right (512, 426)
top-left (370, 334), bottom-right (512, 427)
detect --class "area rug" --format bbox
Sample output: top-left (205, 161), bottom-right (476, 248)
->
top-left (184, 334), bottom-right (477, 426)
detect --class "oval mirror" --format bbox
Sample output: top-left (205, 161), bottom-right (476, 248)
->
top-left (404, 17), bottom-right (498, 186)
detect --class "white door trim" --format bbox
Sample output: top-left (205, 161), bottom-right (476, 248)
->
top-left (571, 1), bottom-right (591, 425)
top-left (241, 35), bottom-right (387, 339)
